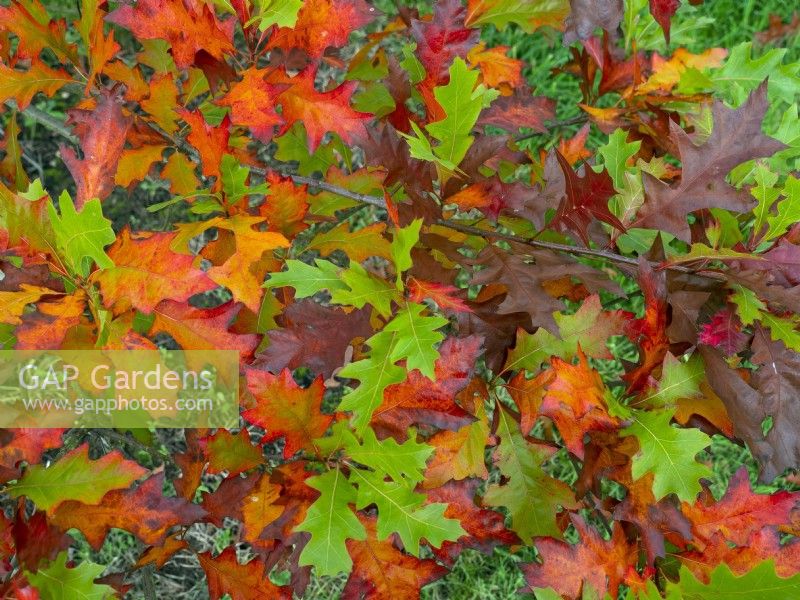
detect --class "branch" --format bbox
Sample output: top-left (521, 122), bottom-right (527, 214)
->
top-left (3, 100), bottom-right (724, 281)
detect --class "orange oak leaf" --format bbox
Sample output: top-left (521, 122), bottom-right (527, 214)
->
top-left (106, 0), bottom-right (235, 68)
top-left (14, 291), bottom-right (86, 350)
top-left (217, 67), bottom-right (285, 143)
top-left (266, 0), bottom-right (376, 58)
top-left (86, 18), bottom-right (120, 93)
top-left (135, 536), bottom-right (189, 569)
top-left (140, 73), bottom-right (180, 134)
top-left (51, 473), bottom-right (206, 549)
top-left (257, 174), bottom-right (310, 238)
top-left (203, 215), bottom-right (289, 312)
top-left (93, 229), bottom-right (216, 314)
top-left (0, 61), bottom-right (74, 110)
top-left (240, 473), bottom-right (285, 543)
top-left (624, 260), bottom-right (670, 391)
top-left (506, 370), bottom-right (548, 435)
top-left (114, 144), bottom-right (167, 187)
top-left (276, 69), bottom-right (372, 151)
top-left (60, 90), bottom-right (132, 208)
top-left (523, 515), bottom-right (638, 600)
top-left (198, 548), bottom-right (287, 600)
top-left (467, 44), bottom-right (522, 95)
top-left (149, 300), bottom-right (259, 359)
top-left (343, 515), bottom-right (447, 599)
top-left (0, 284), bottom-right (58, 325)
top-left (539, 349), bottom-right (619, 459)
top-left (178, 110), bottom-right (230, 181)
top-left (0, 0), bottom-right (73, 61)
top-left (243, 368), bottom-right (333, 458)
top-left (161, 151), bottom-right (200, 196)
top-left (423, 403), bottom-right (490, 488)
top-left (681, 467), bottom-right (800, 547)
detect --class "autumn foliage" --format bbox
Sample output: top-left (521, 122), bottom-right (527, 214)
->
top-left (2, 0), bottom-right (800, 598)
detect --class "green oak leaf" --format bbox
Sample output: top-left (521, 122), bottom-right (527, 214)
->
top-left (338, 330), bottom-right (406, 433)
top-left (349, 468), bottom-right (464, 555)
top-left (48, 192), bottom-right (115, 277)
top-left (482, 405), bottom-right (577, 542)
top-left (669, 560), bottom-right (800, 600)
top-left (296, 467), bottom-right (366, 577)
top-left (252, 0), bottom-right (303, 29)
top-left (344, 426), bottom-right (433, 485)
top-left (730, 284), bottom-right (767, 325)
top-left (621, 408), bottom-right (712, 502)
top-left (642, 353), bottom-right (704, 408)
top-left (7, 443), bottom-right (146, 514)
top-left (220, 154), bottom-right (268, 202)
top-left (390, 218), bottom-right (422, 287)
top-left (597, 128), bottom-right (641, 190)
top-left (330, 261), bottom-right (401, 318)
top-left (263, 258), bottom-right (347, 298)
top-left (750, 163), bottom-right (780, 239)
top-left (765, 175), bottom-right (800, 241)
top-left (383, 302), bottom-right (448, 378)
top-left (26, 553), bottom-right (115, 600)
top-left (464, 0), bottom-right (568, 33)
top-left (504, 295), bottom-right (625, 374)
top-left (425, 58), bottom-right (498, 168)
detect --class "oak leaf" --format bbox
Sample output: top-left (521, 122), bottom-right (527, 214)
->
top-left (243, 368), bottom-right (333, 458)
top-left (635, 84), bottom-right (786, 242)
top-left (93, 229), bottom-right (216, 315)
top-left (107, 0), bottom-right (235, 68)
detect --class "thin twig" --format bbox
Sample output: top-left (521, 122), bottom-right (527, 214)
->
top-left (8, 102), bottom-right (79, 144)
top-left (4, 100), bottom-right (726, 281)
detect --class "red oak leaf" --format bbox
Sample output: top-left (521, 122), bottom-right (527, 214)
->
top-left (523, 515), bottom-right (638, 600)
top-left (550, 151), bottom-right (625, 246)
top-left (243, 368), bottom-right (333, 458)
top-left (427, 480), bottom-right (519, 564)
top-left (92, 229), bottom-right (217, 315)
top-left (343, 516), bottom-right (446, 599)
top-left (60, 90), bottom-right (131, 208)
top-left (698, 308), bottom-right (747, 355)
top-left (681, 467), bottom-right (800, 546)
top-left (276, 69), bottom-right (371, 151)
top-left (649, 0), bottom-right (681, 43)
top-left (51, 473), bottom-right (206, 549)
top-left (266, 0), bottom-right (377, 58)
top-left (106, 0), bottom-right (235, 68)
top-left (407, 277), bottom-right (472, 313)
top-left (217, 67), bottom-right (285, 143)
top-left (372, 336), bottom-right (482, 438)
